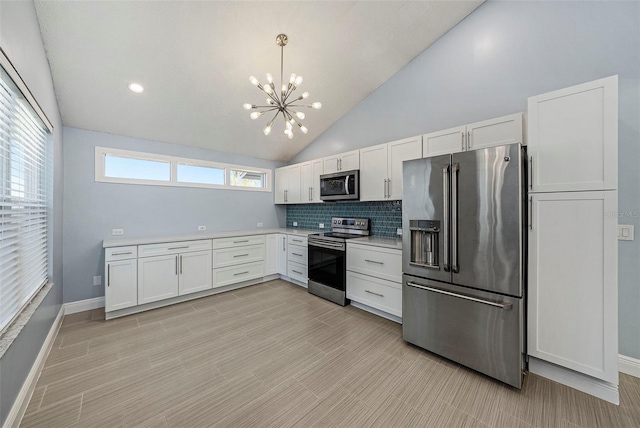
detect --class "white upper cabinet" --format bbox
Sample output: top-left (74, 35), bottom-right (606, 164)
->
top-left (274, 167), bottom-right (286, 204)
top-left (387, 136), bottom-right (422, 200)
top-left (423, 114), bottom-right (523, 158)
top-left (274, 164), bottom-right (302, 204)
top-left (360, 143), bottom-right (388, 201)
top-left (528, 191), bottom-right (618, 383)
top-left (467, 113), bottom-right (523, 150)
top-left (360, 136), bottom-right (422, 201)
top-left (528, 75), bottom-right (618, 192)
top-left (301, 158), bottom-right (324, 203)
top-left (423, 125), bottom-right (466, 157)
top-left (324, 149), bottom-right (360, 173)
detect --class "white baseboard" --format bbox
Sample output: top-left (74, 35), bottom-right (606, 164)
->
top-left (529, 357), bottom-right (619, 405)
top-left (63, 297), bottom-right (105, 315)
top-left (619, 354), bottom-right (640, 378)
top-left (3, 305), bottom-right (64, 428)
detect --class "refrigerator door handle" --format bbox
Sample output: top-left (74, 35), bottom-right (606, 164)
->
top-left (443, 164), bottom-right (450, 272)
top-left (451, 163), bottom-right (459, 273)
top-left (406, 281), bottom-right (513, 310)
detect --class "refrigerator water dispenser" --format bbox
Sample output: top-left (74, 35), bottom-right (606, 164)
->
top-left (409, 220), bottom-right (440, 268)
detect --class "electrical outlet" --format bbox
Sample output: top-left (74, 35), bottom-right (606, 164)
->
top-left (293, 222), bottom-right (298, 227)
top-left (93, 275), bottom-right (101, 286)
top-left (112, 229), bottom-right (124, 236)
top-left (319, 223), bottom-right (325, 229)
top-left (618, 225), bottom-right (634, 241)
top-left (198, 225), bottom-right (206, 231)
top-left (397, 228), bottom-right (403, 236)
top-left (257, 222), bottom-right (263, 228)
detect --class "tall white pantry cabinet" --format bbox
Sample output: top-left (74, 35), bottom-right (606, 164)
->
top-left (527, 76), bottom-right (619, 390)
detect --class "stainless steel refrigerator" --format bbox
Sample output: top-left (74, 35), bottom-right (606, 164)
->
top-left (402, 143), bottom-right (526, 388)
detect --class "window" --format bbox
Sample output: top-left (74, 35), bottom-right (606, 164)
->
top-left (0, 66), bottom-right (52, 332)
top-left (95, 147), bottom-right (271, 192)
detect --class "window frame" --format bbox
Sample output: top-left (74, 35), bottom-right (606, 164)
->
top-left (94, 146), bottom-right (272, 192)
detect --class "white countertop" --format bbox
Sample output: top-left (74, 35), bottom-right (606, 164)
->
top-left (103, 228), bottom-right (317, 248)
top-left (348, 236), bottom-right (403, 250)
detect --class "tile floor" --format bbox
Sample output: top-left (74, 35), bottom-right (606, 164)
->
top-left (21, 280), bottom-right (640, 427)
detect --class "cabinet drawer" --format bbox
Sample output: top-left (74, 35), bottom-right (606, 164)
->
top-left (105, 246), bottom-right (138, 261)
top-left (347, 271), bottom-right (402, 317)
top-left (213, 261), bottom-right (265, 288)
top-left (347, 244), bottom-right (402, 283)
top-left (138, 240), bottom-right (212, 258)
top-left (287, 245), bottom-right (308, 266)
top-left (287, 261), bottom-right (308, 284)
top-left (213, 235), bottom-right (265, 249)
top-left (287, 235), bottom-right (307, 246)
top-left (213, 244), bottom-right (265, 269)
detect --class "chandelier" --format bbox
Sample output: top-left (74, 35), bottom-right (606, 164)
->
top-left (243, 34), bottom-right (321, 138)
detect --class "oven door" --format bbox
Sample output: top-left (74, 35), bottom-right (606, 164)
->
top-left (308, 241), bottom-right (346, 291)
top-left (320, 170), bottom-right (359, 201)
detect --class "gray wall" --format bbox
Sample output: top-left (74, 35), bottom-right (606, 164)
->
top-left (0, 0), bottom-right (64, 425)
top-left (63, 127), bottom-right (286, 304)
top-left (292, 1), bottom-right (640, 359)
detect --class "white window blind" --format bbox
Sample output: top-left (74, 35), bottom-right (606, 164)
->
top-left (0, 68), bottom-right (50, 332)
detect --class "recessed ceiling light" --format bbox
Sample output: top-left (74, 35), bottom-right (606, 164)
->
top-left (128, 83), bottom-right (144, 93)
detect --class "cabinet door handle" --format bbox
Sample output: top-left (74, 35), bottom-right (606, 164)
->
top-left (292, 239), bottom-right (302, 243)
top-left (233, 254), bottom-right (249, 258)
top-left (529, 196), bottom-right (534, 230)
top-left (310, 187), bottom-right (313, 201)
top-left (168, 246), bottom-right (189, 250)
top-left (175, 256), bottom-right (178, 275)
top-left (233, 240), bottom-right (249, 244)
top-left (365, 289), bottom-right (383, 297)
top-left (108, 264), bottom-right (111, 287)
top-left (365, 259), bottom-right (384, 265)
top-left (461, 131), bottom-right (465, 151)
top-left (282, 236), bottom-right (286, 250)
top-left (112, 251), bottom-right (132, 256)
top-left (234, 271), bottom-right (249, 276)
top-left (467, 130), bottom-right (471, 149)
top-left (180, 255), bottom-right (183, 274)
top-left (387, 178), bottom-right (391, 198)
top-left (529, 156), bottom-right (533, 191)
top-left (292, 253), bottom-right (303, 257)
top-left (292, 269), bottom-right (302, 275)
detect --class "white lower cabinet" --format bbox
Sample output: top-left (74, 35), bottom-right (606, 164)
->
top-left (346, 243), bottom-right (402, 319)
top-left (179, 250), bottom-right (213, 296)
top-left (105, 258), bottom-right (137, 312)
top-left (266, 234), bottom-right (288, 276)
top-left (212, 235), bottom-right (265, 288)
top-left (528, 191), bottom-right (618, 383)
top-left (138, 254), bottom-right (180, 305)
top-left (287, 235), bottom-right (308, 285)
top-left (213, 261), bottom-right (265, 288)
top-left (347, 271), bottom-right (402, 318)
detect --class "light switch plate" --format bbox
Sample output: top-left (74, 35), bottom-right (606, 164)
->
top-left (293, 222), bottom-right (298, 227)
top-left (397, 228), bottom-right (403, 236)
top-left (198, 225), bottom-right (206, 231)
top-left (319, 223), bottom-right (325, 229)
top-left (112, 229), bottom-right (124, 236)
top-left (257, 222), bottom-right (263, 228)
top-left (618, 225), bottom-right (634, 241)
top-left (93, 276), bottom-right (101, 286)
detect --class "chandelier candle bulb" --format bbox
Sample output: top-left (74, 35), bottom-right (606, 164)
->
top-left (244, 34), bottom-right (321, 138)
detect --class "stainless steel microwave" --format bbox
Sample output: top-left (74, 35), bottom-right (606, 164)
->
top-left (320, 170), bottom-right (359, 201)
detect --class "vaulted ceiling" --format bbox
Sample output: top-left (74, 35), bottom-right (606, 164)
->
top-left (35, 1), bottom-right (483, 162)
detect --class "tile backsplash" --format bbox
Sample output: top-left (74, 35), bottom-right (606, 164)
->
top-left (286, 201), bottom-right (402, 238)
